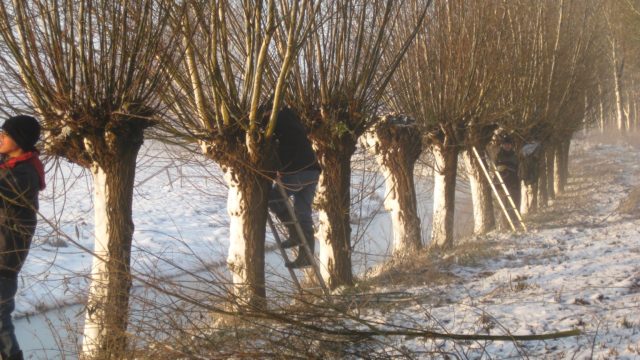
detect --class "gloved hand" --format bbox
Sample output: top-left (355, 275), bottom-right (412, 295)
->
top-left (496, 165), bottom-right (507, 172)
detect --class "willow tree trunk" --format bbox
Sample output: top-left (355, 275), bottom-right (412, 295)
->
top-left (82, 131), bottom-right (143, 358)
top-left (545, 146), bottom-right (556, 201)
top-left (598, 83), bottom-right (605, 133)
top-left (554, 139), bottom-right (571, 195)
top-left (631, 96), bottom-right (638, 132)
top-left (462, 150), bottom-right (494, 234)
top-left (611, 40), bottom-right (626, 132)
top-left (314, 140), bottom-right (356, 289)
top-left (224, 165), bottom-right (270, 310)
top-left (431, 143), bottom-right (458, 249)
top-left (520, 181), bottom-right (538, 216)
top-left (361, 117), bottom-right (423, 256)
top-left (537, 148), bottom-right (549, 208)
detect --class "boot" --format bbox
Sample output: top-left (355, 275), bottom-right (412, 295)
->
top-left (285, 254), bottom-right (312, 268)
top-left (280, 225), bottom-right (301, 249)
top-left (280, 236), bottom-right (300, 249)
top-left (285, 230), bottom-right (315, 268)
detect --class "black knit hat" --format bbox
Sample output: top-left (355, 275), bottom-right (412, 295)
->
top-left (2, 115), bottom-right (41, 152)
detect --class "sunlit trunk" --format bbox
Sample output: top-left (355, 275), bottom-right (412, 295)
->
top-left (611, 40), bottom-right (626, 132)
top-left (554, 139), bottom-right (570, 194)
top-left (630, 96), bottom-right (638, 132)
top-left (520, 142), bottom-right (540, 215)
top-left (625, 88), bottom-right (636, 132)
top-left (314, 140), bottom-right (356, 289)
top-left (462, 150), bottom-right (494, 234)
top-left (545, 146), bottom-right (555, 201)
top-left (82, 133), bottom-right (142, 358)
top-left (520, 181), bottom-right (538, 216)
top-left (224, 165), bottom-right (270, 310)
top-left (598, 83), bottom-right (605, 133)
top-left (361, 117), bottom-right (423, 256)
top-left (633, 97), bottom-right (638, 132)
top-left (537, 147), bottom-right (548, 208)
top-left (431, 143), bottom-right (458, 249)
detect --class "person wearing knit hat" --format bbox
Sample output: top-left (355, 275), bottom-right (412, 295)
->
top-left (0, 115), bottom-right (45, 360)
top-left (1, 116), bottom-right (40, 153)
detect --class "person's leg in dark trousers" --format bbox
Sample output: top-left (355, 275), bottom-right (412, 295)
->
top-left (0, 276), bottom-right (22, 360)
top-left (268, 170), bottom-right (319, 266)
top-left (291, 170), bottom-right (319, 259)
top-left (269, 176), bottom-right (300, 248)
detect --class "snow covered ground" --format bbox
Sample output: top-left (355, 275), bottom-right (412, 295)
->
top-left (363, 132), bottom-right (640, 359)
top-left (13, 131), bottom-right (640, 358)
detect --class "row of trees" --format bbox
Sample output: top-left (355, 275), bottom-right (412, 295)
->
top-left (0, 0), bottom-right (637, 357)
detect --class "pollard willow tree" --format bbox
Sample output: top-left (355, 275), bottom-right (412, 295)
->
top-left (458, 2), bottom-right (515, 235)
top-left (548, 3), bottom-right (603, 196)
top-left (388, 0), bottom-right (503, 245)
top-left (602, 0), bottom-right (640, 133)
top-left (604, 0), bottom-right (629, 132)
top-left (0, 0), bottom-right (175, 356)
top-left (498, 0), bottom-right (601, 212)
top-left (360, 115), bottom-right (423, 256)
top-left (161, 0), bottom-right (315, 309)
top-left (286, 0), bottom-right (428, 288)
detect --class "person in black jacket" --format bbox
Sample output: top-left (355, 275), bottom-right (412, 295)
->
top-left (268, 108), bottom-right (320, 268)
top-left (0, 115), bottom-right (45, 360)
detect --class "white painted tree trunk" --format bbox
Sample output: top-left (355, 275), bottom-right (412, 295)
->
top-left (624, 91), bottom-right (633, 131)
top-left (316, 179), bottom-right (335, 285)
top-left (520, 182), bottom-right (537, 216)
top-left (80, 129), bottom-right (143, 357)
top-left (462, 151), bottom-right (494, 234)
top-left (633, 97), bottom-right (638, 132)
top-left (553, 148), bottom-right (562, 195)
top-left (611, 40), bottom-right (626, 132)
top-left (224, 166), bottom-right (267, 309)
top-left (314, 146), bottom-right (354, 289)
top-left (82, 151), bottom-right (138, 356)
top-left (431, 144), bottom-right (458, 248)
top-left (545, 147), bottom-right (555, 201)
top-left (361, 118), bottom-right (422, 256)
top-left (598, 83), bottom-right (605, 133)
top-left (554, 139), bottom-right (571, 195)
top-left (381, 165), bottom-right (422, 255)
top-left (538, 149), bottom-right (548, 208)
top-left (82, 166), bottom-right (110, 356)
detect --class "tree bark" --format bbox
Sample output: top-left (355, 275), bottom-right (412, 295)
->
top-left (314, 139), bottom-right (356, 289)
top-left (611, 39), bottom-right (626, 132)
top-left (520, 181), bottom-right (538, 216)
top-left (82, 130), bottom-right (143, 358)
top-left (537, 147), bottom-right (549, 208)
top-left (554, 138), bottom-right (571, 194)
top-left (545, 146), bottom-right (556, 201)
top-left (462, 150), bottom-right (495, 234)
top-left (200, 133), bottom-right (273, 311)
top-left (597, 83), bottom-right (605, 133)
top-left (361, 116), bottom-right (423, 256)
top-left (431, 143), bottom-right (458, 249)
top-left (224, 164), bottom-right (270, 310)
top-left (633, 98), bottom-right (640, 131)
top-left (630, 95), bottom-right (638, 132)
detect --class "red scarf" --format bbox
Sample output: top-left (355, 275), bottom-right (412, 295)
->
top-left (0, 151), bottom-right (46, 190)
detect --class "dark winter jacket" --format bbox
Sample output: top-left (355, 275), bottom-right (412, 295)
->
top-left (0, 157), bottom-right (43, 279)
top-left (273, 108), bottom-right (320, 173)
top-left (496, 148), bottom-right (519, 185)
